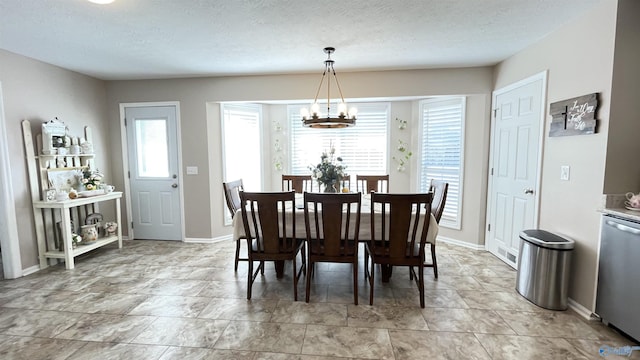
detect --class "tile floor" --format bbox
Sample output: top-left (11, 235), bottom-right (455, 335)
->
top-left (0, 240), bottom-right (637, 359)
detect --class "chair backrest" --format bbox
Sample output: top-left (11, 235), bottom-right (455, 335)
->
top-left (282, 175), bottom-right (313, 193)
top-left (222, 179), bottom-right (244, 218)
top-left (239, 191), bottom-right (297, 255)
top-left (429, 179), bottom-right (449, 223)
top-left (303, 192), bottom-right (361, 259)
top-left (356, 174), bottom-right (389, 193)
top-left (369, 192), bottom-right (433, 260)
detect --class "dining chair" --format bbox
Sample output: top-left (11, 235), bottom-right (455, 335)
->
top-left (239, 191), bottom-right (306, 300)
top-left (223, 179), bottom-right (246, 271)
top-left (303, 192), bottom-right (361, 304)
top-left (282, 175), bottom-right (313, 193)
top-left (364, 192), bottom-right (433, 308)
top-left (356, 174), bottom-right (389, 193)
top-left (425, 179), bottom-right (448, 279)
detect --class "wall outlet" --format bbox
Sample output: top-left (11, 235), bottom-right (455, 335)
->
top-left (560, 165), bottom-right (570, 181)
top-left (186, 166), bottom-right (198, 175)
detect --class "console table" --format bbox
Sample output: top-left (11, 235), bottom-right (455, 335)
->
top-left (32, 192), bottom-right (123, 269)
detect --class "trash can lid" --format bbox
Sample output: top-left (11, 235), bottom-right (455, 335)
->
top-left (519, 229), bottom-right (575, 250)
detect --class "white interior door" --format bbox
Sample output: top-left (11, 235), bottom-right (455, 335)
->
top-left (486, 73), bottom-right (545, 269)
top-left (125, 105), bottom-right (182, 240)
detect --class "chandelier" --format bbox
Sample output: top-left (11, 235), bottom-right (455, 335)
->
top-left (301, 47), bottom-right (357, 128)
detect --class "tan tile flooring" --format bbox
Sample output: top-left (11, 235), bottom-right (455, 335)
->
top-left (0, 240), bottom-right (637, 359)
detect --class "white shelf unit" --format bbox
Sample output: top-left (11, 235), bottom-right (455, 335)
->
top-left (22, 119), bottom-right (123, 270)
top-left (32, 192), bottom-right (123, 269)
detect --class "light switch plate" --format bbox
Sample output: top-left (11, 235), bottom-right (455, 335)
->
top-left (186, 166), bottom-right (198, 175)
top-left (560, 165), bottom-right (570, 181)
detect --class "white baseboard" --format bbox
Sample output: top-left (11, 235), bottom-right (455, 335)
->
top-left (20, 264), bottom-right (41, 277)
top-left (184, 234), bottom-right (233, 243)
top-left (437, 235), bottom-right (485, 251)
top-left (568, 297), bottom-right (596, 321)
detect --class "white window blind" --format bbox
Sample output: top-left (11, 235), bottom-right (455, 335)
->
top-left (289, 103), bottom-right (389, 182)
top-left (419, 97), bottom-right (465, 229)
top-left (221, 103), bottom-right (262, 224)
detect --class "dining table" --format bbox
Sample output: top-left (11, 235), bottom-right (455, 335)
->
top-left (232, 193), bottom-right (439, 281)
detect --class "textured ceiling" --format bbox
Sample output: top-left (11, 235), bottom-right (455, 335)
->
top-left (0, 0), bottom-right (601, 80)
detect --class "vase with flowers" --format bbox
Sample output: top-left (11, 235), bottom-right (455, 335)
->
top-left (309, 144), bottom-right (347, 193)
top-left (79, 168), bottom-right (103, 191)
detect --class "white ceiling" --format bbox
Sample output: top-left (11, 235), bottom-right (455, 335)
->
top-left (0, 0), bottom-right (601, 81)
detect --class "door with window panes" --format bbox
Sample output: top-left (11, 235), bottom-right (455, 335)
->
top-left (125, 105), bottom-right (182, 240)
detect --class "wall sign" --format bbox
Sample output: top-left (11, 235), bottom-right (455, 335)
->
top-left (549, 93), bottom-right (598, 137)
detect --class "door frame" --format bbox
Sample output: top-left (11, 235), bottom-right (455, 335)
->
top-left (485, 71), bottom-right (547, 267)
top-left (0, 82), bottom-right (23, 278)
top-left (119, 101), bottom-right (185, 241)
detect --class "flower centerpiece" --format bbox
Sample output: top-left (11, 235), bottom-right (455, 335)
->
top-left (309, 145), bottom-right (347, 193)
top-left (79, 168), bottom-right (103, 191)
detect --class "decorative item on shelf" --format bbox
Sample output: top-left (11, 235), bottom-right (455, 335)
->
top-left (68, 189), bottom-right (78, 199)
top-left (80, 140), bottom-right (93, 154)
top-left (309, 143), bottom-right (347, 193)
top-left (396, 117), bottom-right (407, 130)
top-left (71, 233), bottom-right (82, 248)
top-left (44, 188), bottom-right (56, 202)
top-left (79, 168), bottom-right (103, 191)
top-left (392, 140), bottom-right (413, 172)
top-left (41, 117), bottom-right (67, 155)
top-left (70, 137), bottom-right (81, 155)
top-left (300, 47), bottom-right (357, 128)
top-left (80, 224), bottom-right (98, 243)
top-left (85, 213), bottom-right (104, 236)
top-left (57, 219), bottom-right (76, 250)
top-left (104, 221), bottom-right (118, 235)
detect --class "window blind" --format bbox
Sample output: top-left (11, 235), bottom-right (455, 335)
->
top-left (419, 97), bottom-right (465, 229)
top-left (221, 103), bottom-right (262, 224)
top-left (289, 103), bottom-right (389, 181)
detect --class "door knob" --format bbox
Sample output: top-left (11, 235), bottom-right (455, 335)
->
top-left (524, 188), bottom-right (534, 195)
top-left (172, 183), bottom-right (178, 188)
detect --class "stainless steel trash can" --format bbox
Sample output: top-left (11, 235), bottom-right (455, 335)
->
top-left (516, 229), bottom-right (575, 310)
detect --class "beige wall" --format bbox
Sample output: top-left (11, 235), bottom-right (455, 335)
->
top-left (493, 0), bottom-right (618, 310)
top-left (0, 49), bottom-right (110, 270)
top-left (107, 68), bottom-right (494, 244)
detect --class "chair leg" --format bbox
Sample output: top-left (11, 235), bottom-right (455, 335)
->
top-left (431, 243), bottom-right (438, 279)
top-left (247, 260), bottom-right (253, 300)
top-left (369, 256), bottom-right (375, 306)
top-left (419, 264), bottom-right (425, 308)
top-left (292, 257), bottom-right (298, 301)
top-left (353, 260), bottom-right (358, 305)
top-left (306, 260), bottom-right (313, 303)
top-left (234, 240), bottom-right (241, 272)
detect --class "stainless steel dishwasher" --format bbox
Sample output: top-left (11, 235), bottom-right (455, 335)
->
top-left (596, 214), bottom-right (640, 342)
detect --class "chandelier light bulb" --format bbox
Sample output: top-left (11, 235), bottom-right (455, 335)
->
top-left (337, 102), bottom-right (347, 116)
top-left (349, 107), bottom-right (358, 119)
top-left (300, 107), bottom-right (310, 119)
top-left (310, 103), bottom-right (320, 116)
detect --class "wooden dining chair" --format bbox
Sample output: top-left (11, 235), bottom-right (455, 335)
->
top-left (364, 192), bottom-right (433, 308)
top-left (239, 191), bottom-right (306, 300)
top-left (425, 180), bottom-right (449, 279)
top-left (282, 175), bottom-right (313, 193)
top-left (356, 174), bottom-right (389, 193)
top-left (303, 192), bottom-right (362, 304)
top-left (223, 179), bottom-right (246, 271)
